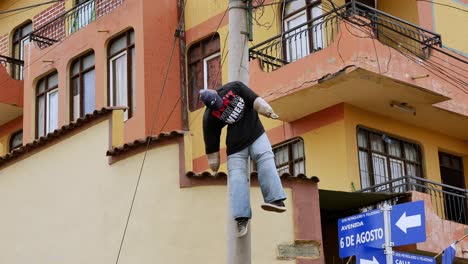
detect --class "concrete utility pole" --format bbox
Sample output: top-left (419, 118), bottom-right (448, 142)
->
top-left (227, 0), bottom-right (251, 264)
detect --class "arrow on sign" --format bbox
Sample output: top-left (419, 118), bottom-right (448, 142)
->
top-left (395, 212), bottom-right (421, 233)
top-left (360, 256), bottom-right (380, 264)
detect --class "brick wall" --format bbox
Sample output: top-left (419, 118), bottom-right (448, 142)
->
top-left (33, 1), bottom-right (65, 30)
top-left (96, 0), bottom-right (124, 18)
top-left (0, 34), bottom-right (8, 56)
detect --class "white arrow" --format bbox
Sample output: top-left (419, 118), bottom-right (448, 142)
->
top-left (360, 256), bottom-right (380, 264)
top-left (395, 212), bottom-right (421, 233)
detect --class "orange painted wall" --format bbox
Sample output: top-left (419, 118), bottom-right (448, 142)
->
top-left (0, 65), bottom-right (23, 107)
top-left (22, 0), bottom-right (182, 144)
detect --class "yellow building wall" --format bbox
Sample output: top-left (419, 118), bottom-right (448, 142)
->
top-left (432, 0), bottom-right (468, 54)
top-left (377, 0), bottom-right (420, 25)
top-left (344, 104), bottom-right (468, 190)
top-left (0, 0), bottom-right (75, 40)
top-left (301, 120), bottom-right (350, 191)
top-left (0, 118), bottom-right (294, 263)
top-left (0, 135), bottom-right (7, 156)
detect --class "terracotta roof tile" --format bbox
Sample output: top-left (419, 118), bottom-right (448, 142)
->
top-left (0, 107), bottom-right (118, 167)
top-left (186, 171), bottom-right (319, 182)
top-left (106, 131), bottom-right (185, 156)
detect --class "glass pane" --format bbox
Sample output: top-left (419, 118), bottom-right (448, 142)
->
top-left (310, 5), bottom-right (324, 50)
top-left (274, 145), bottom-right (289, 166)
top-left (23, 22), bottom-right (33, 35)
top-left (277, 165), bottom-right (289, 176)
top-left (10, 132), bottom-right (23, 150)
top-left (37, 95), bottom-right (45, 137)
top-left (359, 151), bottom-right (370, 189)
top-left (110, 53), bottom-right (128, 119)
top-left (130, 30), bottom-right (135, 44)
top-left (285, 0), bottom-right (306, 14)
top-left (110, 35), bottom-right (127, 55)
top-left (72, 60), bottom-right (80, 75)
top-left (72, 77), bottom-right (80, 120)
top-left (83, 53), bottom-right (95, 70)
top-left (404, 143), bottom-right (417, 162)
top-left (357, 130), bottom-right (367, 148)
top-left (48, 73), bottom-right (58, 88)
top-left (370, 133), bottom-right (384, 152)
top-left (294, 160), bottom-right (305, 175)
top-left (83, 69), bottom-right (95, 115)
top-left (372, 153), bottom-right (389, 191)
top-left (284, 13), bottom-right (309, 62)
top-left (387, 139), bottom-right (401, 157)
top-left (38, 80), bottom-right (45, 94)
top-left (292, 140), bottom-right (304, 159)
top-left (406, 164), bottom-right (417, 177)
top-left (452, 157), bottom-right (462, 170)
top-left (47, 90), bottom-right (59, 133)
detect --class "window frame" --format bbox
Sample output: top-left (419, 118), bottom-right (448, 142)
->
top-left (70, 51), bottom-right (96, 121)
top-left (107, 30), bottom-right (135, 120)
top-left (9, 130), bottom-right (23, 152)
top-left (272, 137), bottom-right (306, 176)
top-left (282, 0), bottom-right (323, 60)
top-left (36, 72), bottom-right (59, 138)
top-left (187, 33), bottom-right (222, 112)
top-left (356, 127), bottom-right (423, 192)
top-left (11, 21), bottom-right (32, 80)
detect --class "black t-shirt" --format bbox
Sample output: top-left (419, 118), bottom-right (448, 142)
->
top-left (203, 81), bottom-right (265, 156)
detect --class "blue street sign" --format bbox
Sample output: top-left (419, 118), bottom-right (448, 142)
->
top-left (338, 209), bottom-right (385, 258)
top-left (391, 200), bottom-right (426, 246)
top-left (356, 247), bottom-right (386, 264)
top-left (394, 251), bottom-right (435, 264)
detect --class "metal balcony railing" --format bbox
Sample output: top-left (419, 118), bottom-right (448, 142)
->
top-left (358, 175), bottom-right (468, 225)
top-left (30, 0), bottom-right (124, 49)
top-left (0, 55), bottom-right (25, 80)
top-left (249, 0), bottom-right (442, 72)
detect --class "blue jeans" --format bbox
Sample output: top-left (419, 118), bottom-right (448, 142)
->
top-left (227, 133), bottom-right (287, 219)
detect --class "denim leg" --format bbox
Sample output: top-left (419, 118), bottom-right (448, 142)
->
top-left (250, 133), bottom-right (287, 203)
top-left (227, 147), bottom-right (252, 219)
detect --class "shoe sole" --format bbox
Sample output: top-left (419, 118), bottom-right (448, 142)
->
top-left (261, 203), bottom-right (287, 213)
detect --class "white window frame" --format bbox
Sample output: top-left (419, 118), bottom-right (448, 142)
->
top-left (283, 11), bottom-right (309, 62)
top-left (46, 89), bottom-right (59, 134)
top-left (203, 51), bottom-right (221, 90)
top-left (109, 51), bottom-right (129, 120)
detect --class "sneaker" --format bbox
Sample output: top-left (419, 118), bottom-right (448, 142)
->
top-left (261, 200), bottom-right (287, 213)
top-left (236, 217), bottom-right (249, 238)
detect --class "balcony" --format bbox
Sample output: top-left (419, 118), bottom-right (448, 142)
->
top-left (30, 0), bottom-right (124, 49)
top-left (359, 176), bottom-right (468, 225)
top-left (0, 55), bottom-right (23, 126)
top-left (249, 0), bottom-right (441, 72)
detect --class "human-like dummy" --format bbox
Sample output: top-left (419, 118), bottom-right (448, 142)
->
top-left (200, 81), bottom-right (287, 237)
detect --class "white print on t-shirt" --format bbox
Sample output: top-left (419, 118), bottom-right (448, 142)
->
top-left (211, 90), bottom-right (246, 124)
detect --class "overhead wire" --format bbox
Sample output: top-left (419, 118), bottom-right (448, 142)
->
top-left (416, 0), bottom-right (468, 13)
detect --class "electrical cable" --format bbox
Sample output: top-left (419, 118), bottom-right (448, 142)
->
top-left (416, 0), bottom-right (468, 13)
top-left (0, 0), bottom-right (62, 15)
top-left (113, 1), bottom-right (188, 264)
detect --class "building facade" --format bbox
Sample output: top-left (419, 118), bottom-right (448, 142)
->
top-left (0, 0), bottom-right (467, 263)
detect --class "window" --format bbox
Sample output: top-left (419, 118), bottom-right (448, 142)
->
top-left (187, 34), bottom-right (222, 111)
top-left (36, 72), bottom-right (59, 138)
top-left (282, 0), bottom-right (323, 62)
top-left (9, 130), bottom-right (23, 152)
top-left (70, 0), bottom-right (96, 33)
top-left (12, 21), bottom-right (32, 80)
top-left (357, 127), bottom-right (422, 192)
top-left (273, 138), bottom-right (305, 176)
top-left (108, 30), bottom-right (135, 120)
top-left (70, 52), bottom-right (95, 121)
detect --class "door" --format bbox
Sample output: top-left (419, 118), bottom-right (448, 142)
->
top-left (439, 152), bottom-right (466, 224)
